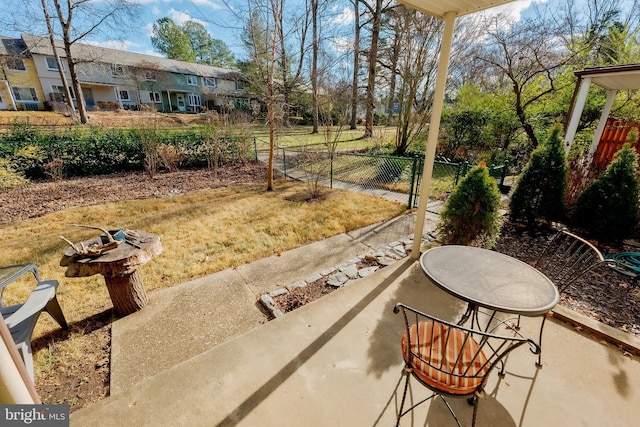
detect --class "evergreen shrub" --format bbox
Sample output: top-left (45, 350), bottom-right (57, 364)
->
top-left (437, 164), bottom-right (502, 248)
top-left (509, 125), bottom-right (567, 227)
top-left (570, 143), bottom-right (639, 243)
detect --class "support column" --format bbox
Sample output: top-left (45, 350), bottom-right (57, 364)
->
top-left (411, 11), bottom-right (457, 259)
top-left (564, 77), bottom-right (591, 153)
top-left (589, 89), bottom-right (617, 157)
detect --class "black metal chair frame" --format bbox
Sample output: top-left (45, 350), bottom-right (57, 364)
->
top-left (393, 303), bottom-right (539, 427)
top-left (517, 228), bottom-right (614, 366)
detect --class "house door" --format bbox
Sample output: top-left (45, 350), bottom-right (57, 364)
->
top-left (0, 93), bottom-right (6, 110)
top-left (82, 88), bottom-right (94, 109)
top-left (176, 94), bottom-right (186, 111)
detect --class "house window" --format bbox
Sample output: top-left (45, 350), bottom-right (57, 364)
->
top-left (187, 94), bottom-right (201, 107)
top-left (12, 87), bottom-right (38, 101)
top-left (145, 71), bottom-right (157, 81)
top-left (186, 75), bottom-right (197, 85)
top-left (51, 85), bottom-right (75, 100)
top-left (235, 81), bottom-right (245, 90)
top-left (116, 89), bottom-right (130, 100)
top-left (235, 98), bottom-right (249, 108)
top-left (111, 64), bottom-right (125, 77)
top-left (151, 92), bottom-right (161, 103)
top-left (46, 56), bottom-right (61, 71)
top-left (204, 77), bottom-right (217, 88)
top-left (6, 58), bottom-right (26, 71)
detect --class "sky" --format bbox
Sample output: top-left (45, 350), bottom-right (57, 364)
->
top-left (2, 0), bottom-right (551, 60)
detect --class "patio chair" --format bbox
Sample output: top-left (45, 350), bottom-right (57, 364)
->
top-left (393, 303), bottom-right (538, 427)
top-left (528, 228), bottom-right (612, 366)
top-left (1, 263), bottom-right (68, 380)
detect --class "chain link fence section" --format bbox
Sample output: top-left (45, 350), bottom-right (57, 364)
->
top-left (331, 152), bottom-right (415, 193)
top-left (255, 138), bottom-right (509, 208)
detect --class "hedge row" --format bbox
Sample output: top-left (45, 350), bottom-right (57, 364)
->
top-left (0, 125), bottom-right (256, 179)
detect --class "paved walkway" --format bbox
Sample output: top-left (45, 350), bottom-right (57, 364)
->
top-left (108, 212), bottom-right (439, 394)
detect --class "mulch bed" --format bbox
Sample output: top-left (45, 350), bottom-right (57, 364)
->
top-left (273, 259), bottom-right (381, 312)
top-left (0, 163), bottom-right (267, 226)
top-left (494, 221), bottom-right (640, 337)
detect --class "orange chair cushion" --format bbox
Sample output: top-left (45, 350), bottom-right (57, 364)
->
top-left (401, 321), bottom-right (489, 395)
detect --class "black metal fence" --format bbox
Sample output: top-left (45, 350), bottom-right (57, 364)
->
top-left (256, 138), bottom-right (509, 208)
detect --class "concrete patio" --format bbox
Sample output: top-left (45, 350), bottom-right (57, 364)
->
top-left (72, 253), bottom-right (640, 426)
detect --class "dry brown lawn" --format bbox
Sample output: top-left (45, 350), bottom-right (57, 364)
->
top-left (0, 166), bottom-right (408, 410)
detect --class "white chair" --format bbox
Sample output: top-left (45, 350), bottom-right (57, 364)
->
top-left (1, 264), bottom-right (68, 379)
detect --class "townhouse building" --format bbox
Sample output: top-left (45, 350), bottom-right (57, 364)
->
top-left (0, 37), bottom-right (46, 111)
top-left (1, 35), bottom-right (252, 114)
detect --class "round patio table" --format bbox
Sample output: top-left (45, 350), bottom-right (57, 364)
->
top-left (420, 245), bottom-right (559, 317)
top-left (60, 231), bottom-right (162, 315)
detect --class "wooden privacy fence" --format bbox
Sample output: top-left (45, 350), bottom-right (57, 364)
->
top-left (593, 118), bottom-right (640, 170)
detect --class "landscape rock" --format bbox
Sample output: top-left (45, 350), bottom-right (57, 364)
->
top-left (305, 273), bottom-right (323, 284)
top-left (376, 256), bottom-right (396, 267)
top-left (339, 264), bottom-right (359, 279)
top-left (358, 266), bottom-right (379, 278)
top-left (327, 271), bottom-right (349, 287)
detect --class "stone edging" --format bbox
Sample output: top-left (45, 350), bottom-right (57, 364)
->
top-left (259, 235), bottom-right (435, 318)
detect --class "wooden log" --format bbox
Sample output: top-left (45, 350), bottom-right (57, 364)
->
top-left (104, 269), bottom-right (148, 315)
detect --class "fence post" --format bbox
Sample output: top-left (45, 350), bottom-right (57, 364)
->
top-left (454, 161), bottom-right (461, 186)
top-left (282, 148), bottom-right (287, 179)
top-left (253, 137), bottom-right (257, 161)
top-left (330, 151), bottom-right (334, 188)
top-left (408, 156), bottom-right (418, 208)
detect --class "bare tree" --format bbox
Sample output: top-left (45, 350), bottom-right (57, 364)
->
top-left (279, 1), bottom-right (309, 127)
top-left (40, 0), bottom-right (75, 118)
top-left (392, 8), bottom-right (442, 155)
top-left (349, 0), bottom-right (361, 130)
top-left (361, 0), bottom-right (384, 138)
top-left (310, 0), bottom-right (319, 134)
top-left (476, 14), bottom-right (578, 148)
top-left (241, 0), bottom-right (283, 190)
top-left (381, 6), bottom-right (401, 127)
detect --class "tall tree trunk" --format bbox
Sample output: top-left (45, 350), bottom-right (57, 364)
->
top-left (386, 20), bottom-right (400, 128)
top-left (277, 0), bottom-right (290, 127)
top-left (267, 0), bottom-right (281, 191)
top-left (40, 0), bottom-right (76, 119)
top-left (364, 0), bottom-right (383, 138)
top-left (311, 0), bottom-right (319, 133)
top-left (52, 0), bottom-right (89, 124)
top-left (514, 86), bottom-right (539, 148)
top-left (350, 0), bottom-right (360, 130)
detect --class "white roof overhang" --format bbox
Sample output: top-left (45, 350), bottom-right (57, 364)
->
top-left (397, 0), bottom-right (515, 18)
top-left (575, 64), bottom-right (640, 91)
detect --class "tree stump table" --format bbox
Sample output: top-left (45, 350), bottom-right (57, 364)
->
top-left (60, 231), bottom-right (162, 315)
